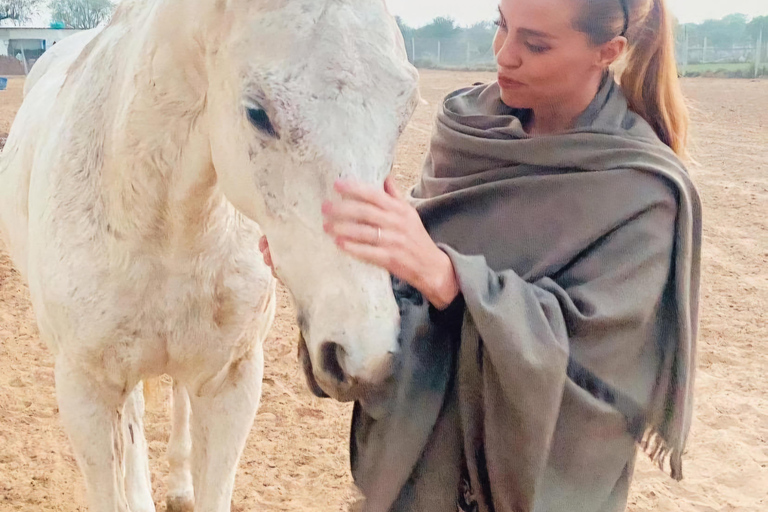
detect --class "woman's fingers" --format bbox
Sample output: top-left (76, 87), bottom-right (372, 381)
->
top-left (334, 179), bottom-right (402, 212)
top-left (383, 175), bottom-right (403, 199)
top-left (258, 235), bottom-right (276, 276)
top-left (336, 239), bottom-right (395, 272)
top-left (325, 220), bottom-right (383, 246)
top-left (322, 198), bottom-right (394, 228)
top-left (259, 236), bottom-right (270, 262)
top-left (324, 178), bottom-right (407, 231)
top-left (322, 176), bottom-right (456, 305)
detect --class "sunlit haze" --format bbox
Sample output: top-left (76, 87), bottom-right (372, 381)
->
top-left (386, 0), bottom-right (768, 28)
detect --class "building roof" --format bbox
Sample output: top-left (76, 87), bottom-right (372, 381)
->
top-left (0, 27), bottom-right (80, 30)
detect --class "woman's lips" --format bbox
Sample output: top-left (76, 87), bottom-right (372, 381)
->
top-left (498, 76), bottom-right (525, 89)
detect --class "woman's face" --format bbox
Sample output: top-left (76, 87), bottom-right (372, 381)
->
top-left (492, 0), bottom-right (608, 110)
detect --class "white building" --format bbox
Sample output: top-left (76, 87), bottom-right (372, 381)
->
top-left (0, 27), bottom-right (82, 69)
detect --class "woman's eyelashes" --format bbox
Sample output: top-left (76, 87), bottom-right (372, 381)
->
top-left (494, 15), bottom-right (550, 54)
top-left (525, 42), bottom-right (551, 54)
top-left (495, 7), bottom-right (507, 29)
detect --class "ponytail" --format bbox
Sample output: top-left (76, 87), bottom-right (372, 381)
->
top-left (575, 0), bottom-right (690, 159)
top-left (621, 0), bottom-right (689, 158)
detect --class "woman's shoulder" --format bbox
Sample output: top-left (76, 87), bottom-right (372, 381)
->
top-left (441, 81), bottom-right (517, 118)
top-left (445, 81), bottom-right (497, 101)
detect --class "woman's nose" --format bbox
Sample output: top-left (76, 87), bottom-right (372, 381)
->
top-left (496, 36), bottom-right (522, 69)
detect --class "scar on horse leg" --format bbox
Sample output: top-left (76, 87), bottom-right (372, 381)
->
top-left (123, 382), bottom-right (155, 512)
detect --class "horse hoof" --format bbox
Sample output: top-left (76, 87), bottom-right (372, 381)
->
top-left (166, 495), bottom-right (195, 512)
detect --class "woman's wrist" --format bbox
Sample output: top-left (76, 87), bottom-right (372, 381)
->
top-left (424, 250), bottom-right (460, 310)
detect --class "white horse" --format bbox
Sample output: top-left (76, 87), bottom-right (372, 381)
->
top-left (0, 0), bottom-right (419, 510)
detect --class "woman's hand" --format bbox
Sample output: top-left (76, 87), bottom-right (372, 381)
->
top-left (258, 235), bottom-right (279, 279)
top-left (322, 176), bottom-right (460, 310)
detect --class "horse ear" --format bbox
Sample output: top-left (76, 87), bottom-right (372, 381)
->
top-left (298, 333), bottom-right (330, 398)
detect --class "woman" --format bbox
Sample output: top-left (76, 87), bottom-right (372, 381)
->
top-left (261, 0), bottom-right (702, 510)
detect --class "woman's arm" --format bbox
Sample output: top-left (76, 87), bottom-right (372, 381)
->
top-left (441, 199), bottom-right (676, 508)
top-left (310, 177), bottom-right (677, 508)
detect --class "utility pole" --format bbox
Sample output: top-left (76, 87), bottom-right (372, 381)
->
top-left (19, 45), bottom-right (28, 75)
top-left (756, 28), bottom-right (763, 78)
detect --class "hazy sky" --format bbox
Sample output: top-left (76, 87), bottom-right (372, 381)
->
top-left (17, 0), bottom-right (768, 28)
top-left (387, 0), bottom-right (768, 28)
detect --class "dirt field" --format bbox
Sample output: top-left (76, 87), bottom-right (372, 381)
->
top-left (0, 58), bottom-right (25, 76)
top-left (1, 72), bottom-right (766, 511)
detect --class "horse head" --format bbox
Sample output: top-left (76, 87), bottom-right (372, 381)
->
top-left (201, 0), bottom-right (420, 401)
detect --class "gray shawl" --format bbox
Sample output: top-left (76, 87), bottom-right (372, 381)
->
top-left (348, 75), bottom-right (702, 512)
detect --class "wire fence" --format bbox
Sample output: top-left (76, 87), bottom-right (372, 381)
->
top-left (675, 30), bottom-right (766, 78)
top-left (405, 37), bottom-right (496, 70)
top-left (2, 29), bottom-right (765, 78)
top-left (405, 32), bottom-right (767, 78)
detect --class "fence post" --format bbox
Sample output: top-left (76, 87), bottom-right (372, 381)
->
top-left (19, 45), bottom-right (29, 75)
top-left (437, 40), bottom-right (441, 64)
top-left (756, 28), bottom-right (763, 78)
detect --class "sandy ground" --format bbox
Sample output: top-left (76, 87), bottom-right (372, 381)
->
top-left (0, 72), bottom-right (766, 511)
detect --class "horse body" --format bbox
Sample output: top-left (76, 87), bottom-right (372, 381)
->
top-left (0, 0), bottom-right (418, 510)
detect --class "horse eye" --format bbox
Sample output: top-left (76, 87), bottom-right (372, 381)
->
top-left (246, 107), bottom-right (279, 139)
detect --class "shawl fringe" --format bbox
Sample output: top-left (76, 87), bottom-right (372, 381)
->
top-left (636, 427), bottom-right (684, 481)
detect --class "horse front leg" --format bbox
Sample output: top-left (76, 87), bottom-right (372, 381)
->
top-left (55, 355), bottom-right (131, 512)
top-left (188, 347), bottom-right (264, 511)
top-left (122, 381), bottom-right (156, 512)
top-left (166, 381), bottom-right (194, 512)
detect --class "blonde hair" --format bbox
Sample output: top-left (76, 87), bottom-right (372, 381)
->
top-left (575, 0), bottom-right (690, 159)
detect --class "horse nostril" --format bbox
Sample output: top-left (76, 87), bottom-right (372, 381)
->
top-left (320, 341), bottom-right (346, 385)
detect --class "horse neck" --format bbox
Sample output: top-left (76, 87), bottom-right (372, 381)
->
top-left (92, 0), bottom-right (228, 250)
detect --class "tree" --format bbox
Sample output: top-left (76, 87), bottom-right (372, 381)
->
top-left (416, 16), bottom-right (459, 40)
top-left (49, 0), bottom-right (113, 29)
top-left (464, 21), bottom-right (496, 44)
top-left (0, 0), bottom-right (43, 23)
top-left (678, 22), bottom-right (700, 40)
top-left (697, 14), bottom-right (750, 47)
top-left (747, 15), bottom-right (768, 39)
top-left (395, 15), bottom-right (413, 40)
